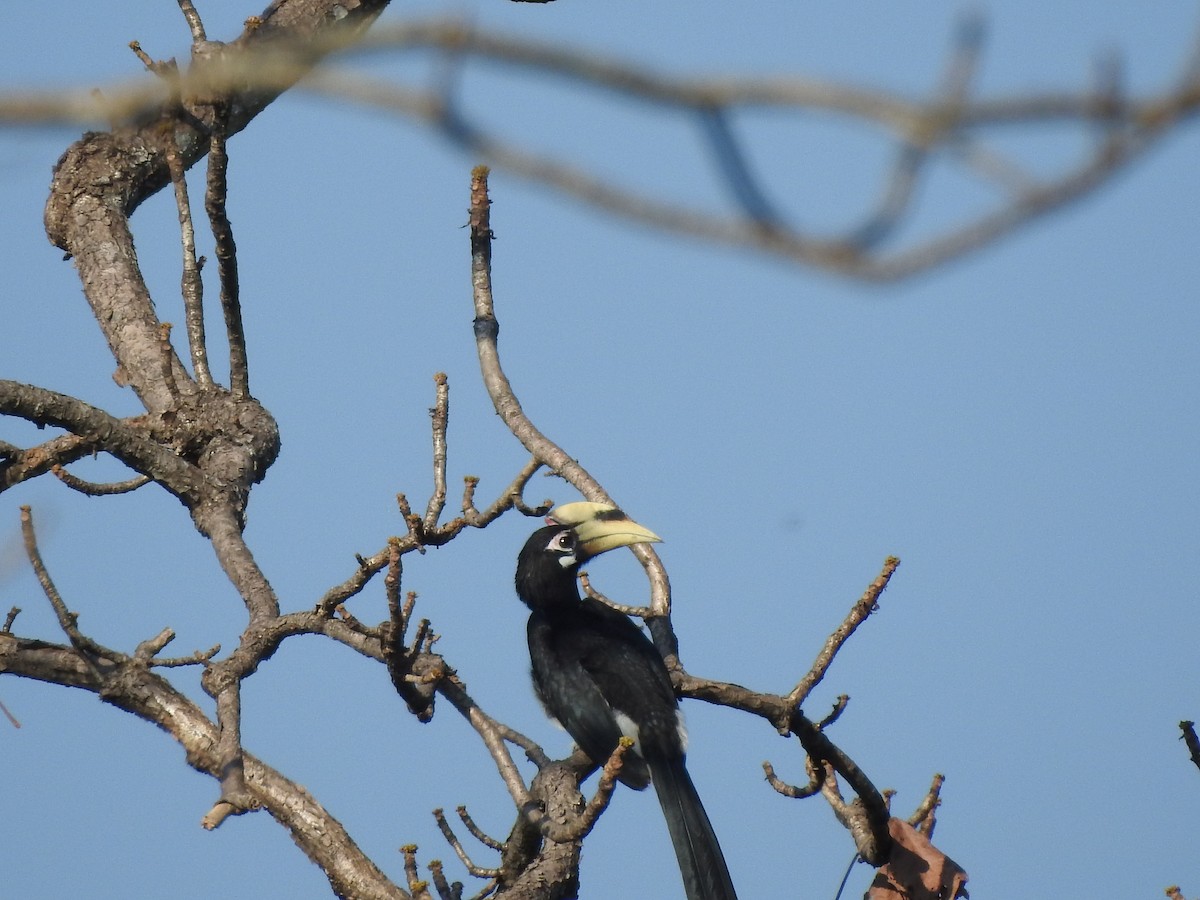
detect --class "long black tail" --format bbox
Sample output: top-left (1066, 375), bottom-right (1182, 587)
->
top-left (648, 753), bottom-right (738, 900)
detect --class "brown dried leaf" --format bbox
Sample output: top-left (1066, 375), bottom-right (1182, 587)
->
top-left (867, 818), bottom-right (968, 900)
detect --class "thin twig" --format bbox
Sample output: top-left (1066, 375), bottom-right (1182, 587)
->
top-left (435, 674), bottom-right (532, 809)
top-left (787, 556), bottom-right (900, 710)
top-left (456, 806), bottom-right (504, 852)
top-left (817, 694), bottom-right (850, 729)
top-left (51, 464), bottom-right (151, 496)
top-left (909, 772), bottom-right (945, 837)
top-left (0, 383), bottom-right (202, 500)
top-left (425, 373), bottom-right (450, 530)
top-left (433, 808), bottom-right (501, 877)
top-left (578, 571), bottom-right (652, 618)
top-left (461, 458), bottom-right (549, 526)
top-left (315, 547), bottom-right (391, 616)
top-left (164, 133), bottom-right (213, 387)
top-left (19, 506), bottom-right (106, 662)
top-left (1, 431), bottom-right (97, 494)
top-left (467, 167), bottom-right (602, 495)
top-left (204, 104), bottom-right (250, 397)
top-left (0, 696), bottom-right (21, 729)
top-left (313, 454), bottom-right (543, 620)
top-left (152, 644), bottom-right (221, 668)
top-left (762, 758), bottom-right (824, 799)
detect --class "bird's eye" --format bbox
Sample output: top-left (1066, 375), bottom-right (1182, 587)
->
top-left (548, 530), bottom-right (574, 553)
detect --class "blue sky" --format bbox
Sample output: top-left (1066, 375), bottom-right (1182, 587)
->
top-left (3, 2), bottom-right (1199, 898)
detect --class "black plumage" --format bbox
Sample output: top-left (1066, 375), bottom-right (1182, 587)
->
top-left (514, 505), bottom-right (737, 900)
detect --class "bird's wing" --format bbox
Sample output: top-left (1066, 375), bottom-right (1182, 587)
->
top-left (572, 602), bottom-right (682, 755)
top-left (528, 612), bottom-right (651, 788)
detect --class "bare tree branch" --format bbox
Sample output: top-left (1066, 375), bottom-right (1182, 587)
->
top-left (91, 16), bottom-right (1158, 279)
top-left (788, 556), bottom-right (900, 710)
top-left (5, 16), bottom-right (1195, 279)
top-left (0, 380), bottom-right (202, 501)
top-left (434, 808), bottom-right (502, 879)
top-left (466, 167), bottom-right (677, 667)
top-left (42, 0), bottom-right (390, 412)
top-left (51, 465), bottom-right (151, 496)
top-left (0, 630), bottom-right (409, 899)
top-left (162, 118), bottom-right (214, 387)
top-left (204, 107), bottom-right (251, 398)
top-left (425, 373), bottom-right (451, 531)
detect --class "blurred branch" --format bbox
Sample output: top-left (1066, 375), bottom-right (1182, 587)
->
top-left (363, 17), bottom-right (1200, 280)
top-left (6, 17), bottom-right (1195, 282)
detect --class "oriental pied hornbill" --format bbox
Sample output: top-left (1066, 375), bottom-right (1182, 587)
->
top-left (515, 502), bottom-right (738, 900)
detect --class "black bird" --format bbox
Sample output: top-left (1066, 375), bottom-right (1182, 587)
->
top-left (515, 502), bottom-right (738, 900)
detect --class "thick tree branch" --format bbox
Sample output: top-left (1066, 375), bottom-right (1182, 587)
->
top-left (0, 432), bottom-right (99, 492)
top-left (0, 379), bottom-right (203, 501)
top-left (43, 0), bottom-right (390, 412)
top-left (0, 631), bottom-right (407, 900)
